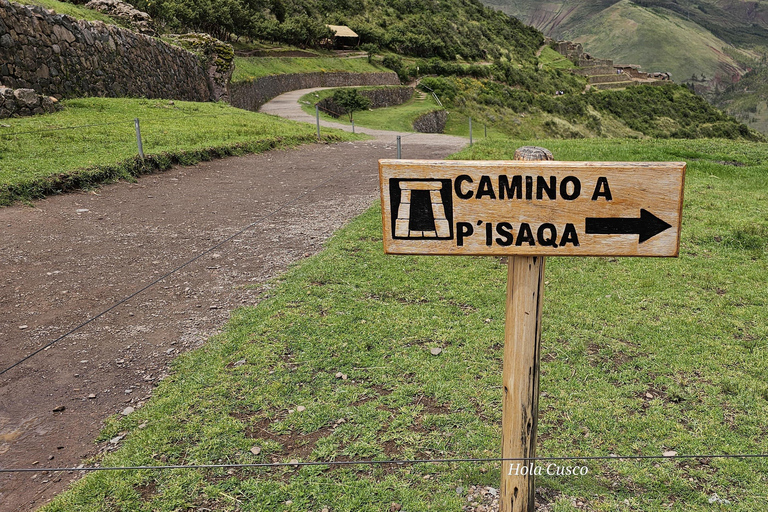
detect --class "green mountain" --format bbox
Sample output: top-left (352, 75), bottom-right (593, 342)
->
top-left (481, 0), bottom-right (767, 88)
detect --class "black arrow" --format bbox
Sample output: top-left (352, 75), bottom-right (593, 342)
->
top-left (585, 209), bottom-right (672, 243)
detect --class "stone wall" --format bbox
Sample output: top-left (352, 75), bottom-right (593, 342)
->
top-left (412, 109), bottom-right (447, 133)
top-left (0, 0), bottom-right (214, 102)
top-left (229, 71), bottom-right (400, 112)
top-left (316, 86), bottom-right (413, 117)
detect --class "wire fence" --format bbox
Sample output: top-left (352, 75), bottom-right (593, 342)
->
top-left (3, 453), bottom-right (767, 474)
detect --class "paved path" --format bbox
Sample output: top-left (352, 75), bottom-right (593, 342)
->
top-left (259, 87), bottom-right (467, 148)
top-left (0, 88), bottom-right (466, 511)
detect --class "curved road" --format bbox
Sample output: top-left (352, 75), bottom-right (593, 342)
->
top-left (260, 86), bottom-right (468, 147)
top-left (0, 89), bottom-right (466, 510)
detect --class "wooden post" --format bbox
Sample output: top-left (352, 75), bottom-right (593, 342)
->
top-left (500, 146), bottom-right (553, 512)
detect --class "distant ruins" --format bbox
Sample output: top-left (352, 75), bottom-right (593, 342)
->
top-left (553, 41), bottom-right (670, 90)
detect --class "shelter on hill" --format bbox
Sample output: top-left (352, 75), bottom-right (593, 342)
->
top-left (326, 25), bottom-right (359, 49)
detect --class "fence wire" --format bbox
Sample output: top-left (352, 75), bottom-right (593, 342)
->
top-left (2, 453), bottom-right (767, 474)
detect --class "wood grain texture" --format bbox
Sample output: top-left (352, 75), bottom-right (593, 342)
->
top-left (379, 159), bottom-right (685, 257)
top-left (501, 255), bottom-right (545, 512)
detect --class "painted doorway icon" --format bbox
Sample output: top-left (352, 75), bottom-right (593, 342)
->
top-left (389, 179), bottom-right (453, 240)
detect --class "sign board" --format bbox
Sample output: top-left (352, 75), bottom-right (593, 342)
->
top-left (379, 159), bottom-right (685, 257)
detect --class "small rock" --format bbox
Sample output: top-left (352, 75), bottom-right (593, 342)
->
top-left (284, 500), bottom-right (292, 505)
top-left (645, 392), bottom-right (654, 399)
top-left (662, 450), bottom-right (677, 457)
top-left (110, 434), bottom-right (124, 445)
top-left (430, 347), bottom-right (442, 356)
top-left (52, 405), bottom-right (65, 412)
top-left (296, 406), bottom-right (306, 412)
top-left (48, 455), bottom-right (54, 460)
top-left (289, 459), bottom-right (299, 467)
top-left (233, 359), bottom-right (246, 367)
top-left (19, 325), bottom-right (28, 330)
top-left (321, 508), bottom-right (329, 512)
top-left (87, 394), bottom-right (97, 399)
top-left (138, 422), bottom-right (148, 429)
top-left (456, 486), bottom-right (464, 495)
top-left (76, 209), bottom-right (89, 213)
top-left (389, 504), bottom-right (402, 512)
top-left (121, 406), bottom-right (135, 416)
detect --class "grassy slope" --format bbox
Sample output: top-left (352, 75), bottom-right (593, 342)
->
top-left (714, 66), bottom-right (768, 134)
top-left (43, 138), bottom-right (768, 512)
top-left (16, 0), bottom-right (120, 24)
top-left (482, 0), bottom-right (757, 83)
top-left (232, 57), bottom-right (390, 82)
top-left (0, 98), bottom-right (362, 205)
top-left (565, 1), bottom-right (748, 81)
top-left (538, 46), bottom-right (576, 70)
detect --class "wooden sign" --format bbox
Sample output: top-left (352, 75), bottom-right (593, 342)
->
top-left (379, 160), bottom-right (686, 257)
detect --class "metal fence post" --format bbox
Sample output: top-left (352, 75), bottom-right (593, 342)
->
top-left (352, 119), bottom-right (355, 134)
top-left (316, 105), bottom-right (321, 140)
top-left (134, 118), bottom-right (144, 160)
top-left (397, 136), bottom-right (401, 159)
top-left (469, 117), bottom-right (473, 146)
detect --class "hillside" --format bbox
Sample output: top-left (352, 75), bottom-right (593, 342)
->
top-left (126, 0), bottom-right (543, 62)
top-left (482, 0), bottom-right (765, 90)
top-left (714, 64), bottom-right (768, 133)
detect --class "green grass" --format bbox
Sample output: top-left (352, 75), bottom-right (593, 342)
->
top-left (539, 46), bottom-right (576, 70)
top-left (0, 98), bottom-right (363, 205)
top-left (43, 137), bottom-right (768, 511)
top-left (232, 57), bottom-right (390, 83)
top-left (16, 0), bottom-right (120, 25)
top-left (299, 87), bottom-right (446, 133)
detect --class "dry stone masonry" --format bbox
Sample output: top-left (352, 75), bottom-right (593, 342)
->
top-left (0, 0), bottom-right (226, 108)
top-left (412, 109), bottom-right (448, 133)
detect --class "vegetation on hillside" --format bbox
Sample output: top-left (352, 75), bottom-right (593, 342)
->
top-left (713, 64), bottom-right (768, 134)
top-left (414, 65), bottom-right (763, 141)
top-left (482, 0), bottom-right (767, 117)
top-left (125, 0), bottom-right (543, 61)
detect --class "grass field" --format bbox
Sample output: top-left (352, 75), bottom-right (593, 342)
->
top-left (42, 137), bottom-right (767, 511)
top-left (232, 57), bottom-right (389, 83)
top-left (0, 98), bottom-right (362, 205)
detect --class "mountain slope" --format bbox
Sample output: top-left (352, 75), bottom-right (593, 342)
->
top-left (483, 0), bottom-right (764, 88)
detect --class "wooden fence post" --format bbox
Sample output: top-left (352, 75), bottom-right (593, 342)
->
top-left (500, 146), bottom-right (553, 512)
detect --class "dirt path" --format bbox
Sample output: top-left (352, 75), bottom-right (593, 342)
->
top-left (0, 91), bottom-right (466, 511)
